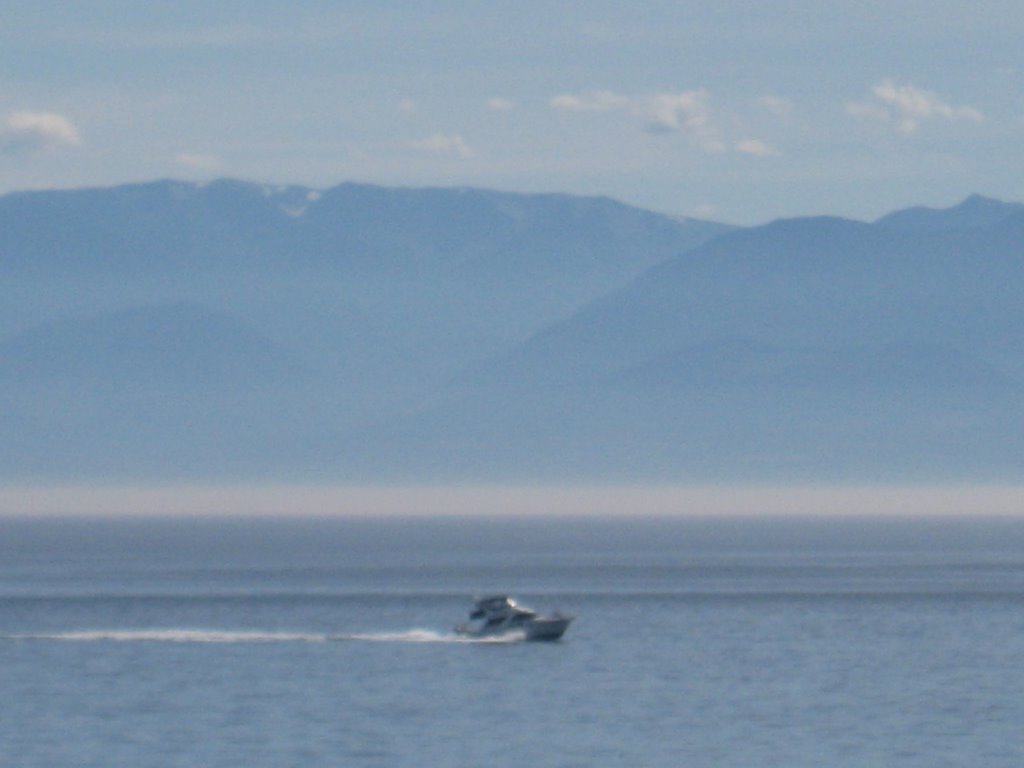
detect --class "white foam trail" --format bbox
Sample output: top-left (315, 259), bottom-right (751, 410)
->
top-left (8, 628), bottom-right (525, 644)
top-left (333, 629), bottom-right (525, 644)
top-left (12, 629), bottom-right (328, 643)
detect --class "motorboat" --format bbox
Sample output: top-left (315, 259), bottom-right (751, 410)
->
top-left (454, 595), bottom-right (572, 641)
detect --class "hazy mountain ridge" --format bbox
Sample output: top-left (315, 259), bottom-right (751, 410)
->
top-left (0, 179), bottom-right (729, 479)
top-left (874, 194), bottom-right (1024, 232)
top-left (1, 182), bottom-right (1022, 481)
top-left (419, 195), bottom-right (1024, 480)
top-left (0, 179), bottom-right (724, 278)
top-left (492, 201), bottom-right (1024, 383)
top-left (1, 179), bottom-right (728, 377)
top-left (0, 302), bottom-right (308, 387)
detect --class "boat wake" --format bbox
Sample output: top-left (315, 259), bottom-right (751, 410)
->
top-left (335, 629), bottom-right (524, 644)
top-left (9, 629), bottom-right (329, 643)
top-left (6, 628), bottom-right (525, 644)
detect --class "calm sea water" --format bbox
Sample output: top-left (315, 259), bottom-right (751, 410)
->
top-left (2, 515), bottom-right (1024, 767)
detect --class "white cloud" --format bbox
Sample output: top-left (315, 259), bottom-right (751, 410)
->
top-left (643, 90), bottom-right (725, 152)
top-left (486, 97), bottom-right (516, 112)
top-left (1, 111), bottom-right (81, 154)
top-left (175, 152), bottom-right (223, 171)
top-left (735, 138), bottom-right (780, 157)
top-left (549, 90), bottom-right (630, 112)
top-left (847, 80), bottom-right (984, 134)
top-left (398, 98), bottom-right (416, 114)
top-left (549, 88), bottom-right (757, 154)
top-left (409, 133), bottom-right (474, 159)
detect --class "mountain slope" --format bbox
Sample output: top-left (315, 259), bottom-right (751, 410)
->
top-left (488, 209), bottom-right (1024, 383)
top-left (0, 302), bottom-right (338, 479)
top-left (875, 194), bottom-right (1024, 232)
top-left (418, 198), bottom-right (1024, 480)
top-left (0, 179), bottom-right (731, 480)
top-left (0, 180), bottom-right (731, 381)
top-left (0, 302), bottom-right (307, 386)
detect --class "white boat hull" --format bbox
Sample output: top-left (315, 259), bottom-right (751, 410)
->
top-left (455, 614), bottom-right (572, 641)
top-left (523, 616), bottom-right (572, 641)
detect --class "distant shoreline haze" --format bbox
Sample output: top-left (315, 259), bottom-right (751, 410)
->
top-left (1, 485), bottom-right (1022, 519)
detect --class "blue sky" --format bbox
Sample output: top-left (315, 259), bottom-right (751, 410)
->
top-left (2, 1), bottom-right (1023, 224)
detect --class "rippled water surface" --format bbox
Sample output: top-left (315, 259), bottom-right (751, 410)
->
top-left (3, 515), bottom-right (1024, 767)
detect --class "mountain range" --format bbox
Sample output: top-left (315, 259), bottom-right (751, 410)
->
top-left (2, 181), bottom-right (1022, 482)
